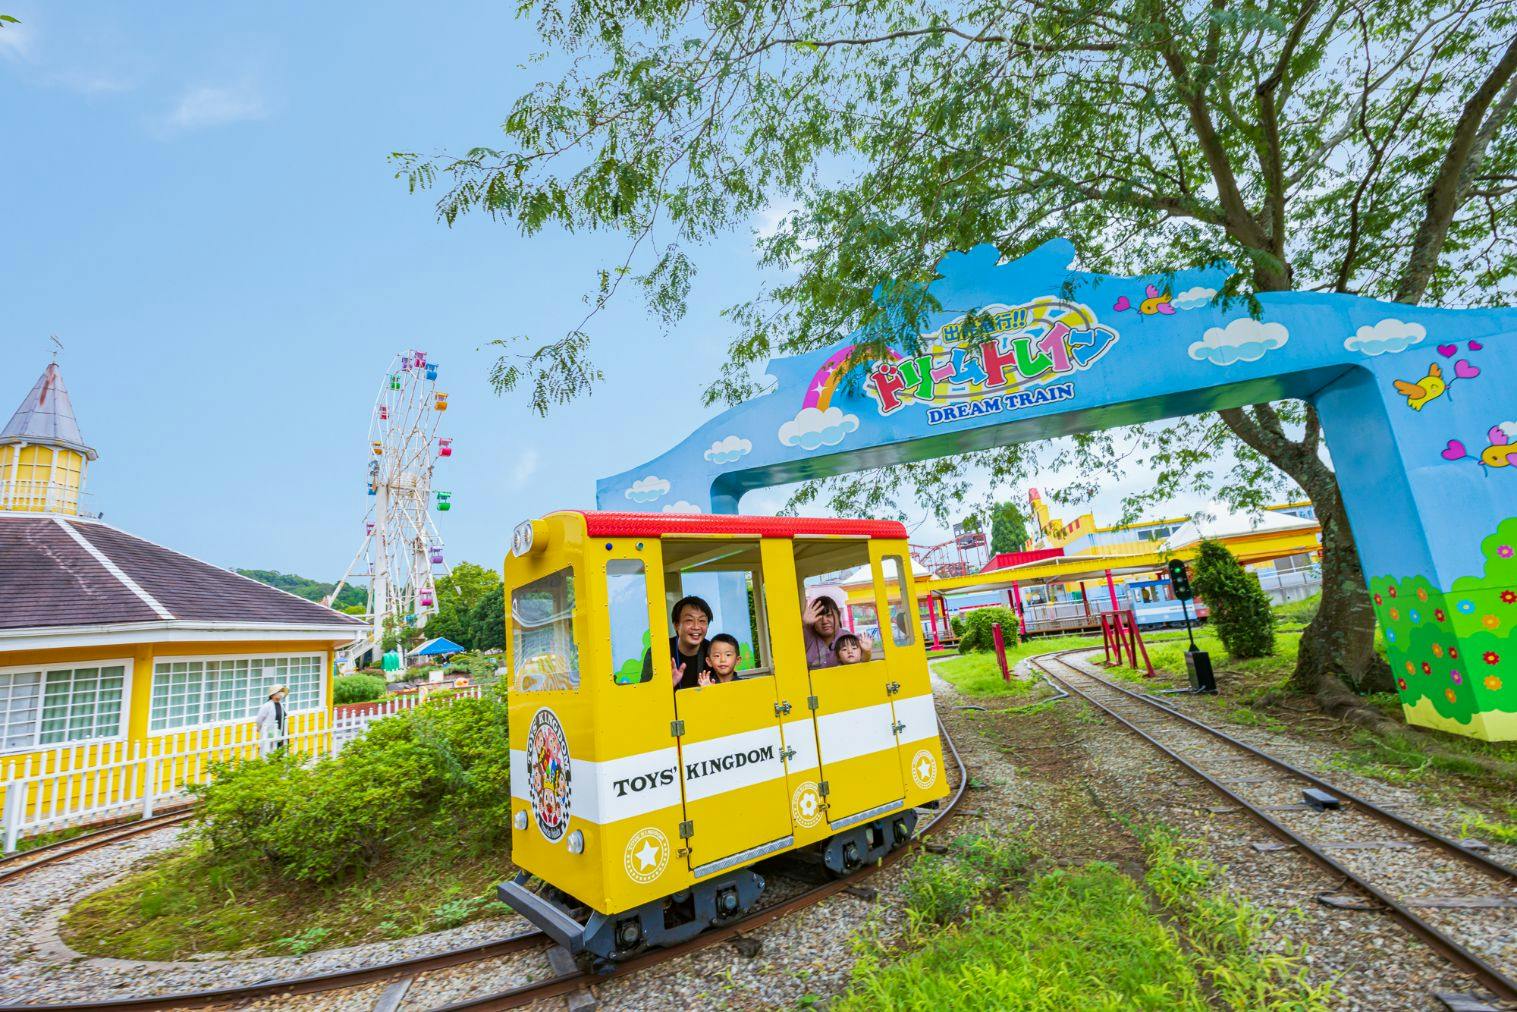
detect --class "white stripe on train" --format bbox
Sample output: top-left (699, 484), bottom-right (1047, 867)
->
top-left (510, 694), bottom-right (938, 827)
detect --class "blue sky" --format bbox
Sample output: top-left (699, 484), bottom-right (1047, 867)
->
top-left (0, 3), bottom-right (1220, 581)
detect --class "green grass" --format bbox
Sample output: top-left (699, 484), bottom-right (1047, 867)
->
top-left (836, 814), bottom-right (1332, 1012)
top-left (61, 835), bottom-right (512, 959)
top-left (932, 635), bottom-right (1104, 696)
top-left (838, 863), bottom-right (1210, 1010)
top-left (1142, 826), bottom-right (1333, 1009)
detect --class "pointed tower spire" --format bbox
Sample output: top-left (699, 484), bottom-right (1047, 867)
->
top-left (1, 362), bottom-right (97, 515)
top-left (1, 363), bottom-right (96, 459)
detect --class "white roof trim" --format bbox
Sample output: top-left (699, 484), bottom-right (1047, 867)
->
top-left (0, 620), bottom-right (364, 654)
top-left (53, 515), bottom-right (176, 620)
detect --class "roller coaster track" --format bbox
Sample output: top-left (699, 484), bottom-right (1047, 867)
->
top-left (2, 727), bottom-right (968, 1011)
top-left (1032, 649), bottom-right (1517, 1005)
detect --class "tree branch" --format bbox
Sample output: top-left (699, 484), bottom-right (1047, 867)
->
top-left (1396, 31), bottom-right (1517, 303)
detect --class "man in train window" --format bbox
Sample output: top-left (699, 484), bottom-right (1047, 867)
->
top-left (641, 595), bottom-right (713, 690)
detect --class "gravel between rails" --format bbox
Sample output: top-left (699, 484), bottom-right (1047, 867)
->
top-left (0, 819), bottom-right (534, 1006)
top-left (1050, 650), bottom-right (1513, 1011)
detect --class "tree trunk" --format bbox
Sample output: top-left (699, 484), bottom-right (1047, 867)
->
top-left (1217, 407), bottom-right (1392, 721)
top-left (1290, 481), bottom-right (1394, 696)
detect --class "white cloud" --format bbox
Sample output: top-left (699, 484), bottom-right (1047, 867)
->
top-left (625, 475), bottom-right (671, 503)
top-left (510, 448), bottom-right (540, 489)
top-left (1174, 286), bottom-right (1217, 311)
top-left (704, 435), bottom-right (753, 464)
top-left (1344, 318), bottom-right (1426, 357)
top-left (663, 500), bottom-right (702, 514)
top-left (778, 406), bottom-right (860, 450)
top-left (1188, 319), bottom-right (1289, 366)
top-left (1498, 422), bottom-right (1517, 440)
top-left (165, 83), bottom-right (266, 131)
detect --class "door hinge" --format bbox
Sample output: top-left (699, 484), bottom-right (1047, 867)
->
top-left (780, 745), bottom-right (797, 762)
top-left (891, 720), bottom-right (907, 735)
top-left (774, 700), bottom-right (792, 717)
top-left (678, 820), bottom-right (695, 839)
top-left (885, 681), bottom-right (901, 695)
top-left (818, 780), bottom-right (830, 797)
top-left (806, 695), bottom-right (820, 711)
top-left (670, 719), bottom-right (685, 737)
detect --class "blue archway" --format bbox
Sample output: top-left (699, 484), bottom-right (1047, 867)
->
top-left (598, 240), bottom-right (1517, 741)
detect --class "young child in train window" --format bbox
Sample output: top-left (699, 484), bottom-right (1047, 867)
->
top-left (832, 633), bottom-right (864, 665)
top-left (697, 633), bottom-right (742, 686)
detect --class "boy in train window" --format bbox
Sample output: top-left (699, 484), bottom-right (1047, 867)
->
top-left (697, 633), bottom-right (742, 686)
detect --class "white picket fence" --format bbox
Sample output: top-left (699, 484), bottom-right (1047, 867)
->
top-left (1, 686), bottom-right (484, 853)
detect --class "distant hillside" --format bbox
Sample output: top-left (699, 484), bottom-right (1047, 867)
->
top-left (236, 569), bottom-right (368, 610)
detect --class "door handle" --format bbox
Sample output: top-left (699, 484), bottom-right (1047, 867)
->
top-left (774, 700), bottom-right (792, 717)
top-left (885, 681), bottom-right (901, 695)
top-left (891, 720), bottom-right (906, 735)
top-left (780, 746), bottom-right (797, 762)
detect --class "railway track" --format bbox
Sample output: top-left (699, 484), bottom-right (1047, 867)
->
top-left (0, 807), bottom-right (199, 885)
top-left (1032, 650), bottom-right (1517, 1004)
top-left (4, 727), bottom-right (967, 1012)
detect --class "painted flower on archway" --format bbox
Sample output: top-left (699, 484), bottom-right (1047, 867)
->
top-left (1487, 675), bottom-right (1503, 691)
top-left (1502, 591), bottom-right (1516, 604)
top-left (1434, 608), bottom-right (1447, 622)
top-left (1421, 661), bottom-right (1432, 674)
top-left (1483, 615), bottom-right (1501, 630)
top-left (1484, 651), bottom-right (1501, 665)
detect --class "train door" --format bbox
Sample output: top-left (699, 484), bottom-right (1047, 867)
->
top-left (663, 540), bottom-right (794, 878)
top-left (793, 539), bottom-right (907, 829)
top-left (868, 543), bottom-right (941, 792)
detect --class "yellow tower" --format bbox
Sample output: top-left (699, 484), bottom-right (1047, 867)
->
top-left (0, 362), bottom-right (97, 515)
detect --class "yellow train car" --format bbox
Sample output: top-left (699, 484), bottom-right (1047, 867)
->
top-left (499, 511), bottom-right (949, 961)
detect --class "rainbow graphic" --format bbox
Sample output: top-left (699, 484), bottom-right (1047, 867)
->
top-left (803, 344), bottom-right (904, 410)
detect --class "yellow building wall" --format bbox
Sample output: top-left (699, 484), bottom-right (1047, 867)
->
top-left (0, 443), bottom-right (85, 514)
top-left (0, 640), bottom-right (338, 805)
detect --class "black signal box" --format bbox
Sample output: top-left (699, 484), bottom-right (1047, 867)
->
top-left (1168, 559), bottom-right (1193, 600)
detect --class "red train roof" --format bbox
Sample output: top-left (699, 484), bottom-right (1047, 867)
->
top-left (567, 511), bottom-right (908, 540)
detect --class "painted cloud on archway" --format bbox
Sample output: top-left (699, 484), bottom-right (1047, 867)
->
top-left (778, 406), bottom-right (859, 449)
top-left (1345, 319), bottom-right (1427, 357)
top-left (626, 475), bottom-right (671, 502)
top-left (1188, 318), bottom-right (1290, 366)
top-left (704, 435), bottom-right (753, 463)
top-left (663, 500), bottom-right (703, 513)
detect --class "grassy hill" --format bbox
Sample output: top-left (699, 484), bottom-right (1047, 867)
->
top-left (236, 569), bottom-right (368, 611)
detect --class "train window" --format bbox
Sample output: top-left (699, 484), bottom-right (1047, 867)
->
top-left (662, 540), bottom-right (772, 674)
top-left (511, 567), bottom-right (580, 692)
top-left (881, 555), bottom-right (915, 647)
top-left (793, 539), bottom-right (871, 666)
top-left (607, 560), bottom-right (652, 685)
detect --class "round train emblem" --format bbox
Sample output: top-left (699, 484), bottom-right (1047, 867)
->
top-left (791, 781), bottom-right (823, 829)
top-left (527, 708), bottom-right (572, 842)
top-left (910, 749), bottom-right (937, 789)
top-left (624, 827), bottom-right (670, 884)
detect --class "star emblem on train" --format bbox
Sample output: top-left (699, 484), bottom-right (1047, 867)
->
top-left (634, 838), bottom-right (661, 871)
top-left (911, 749), bottom-right (937, 789)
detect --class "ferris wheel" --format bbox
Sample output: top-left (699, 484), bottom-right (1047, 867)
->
top-left (331, 349), bottom-right (453, 654)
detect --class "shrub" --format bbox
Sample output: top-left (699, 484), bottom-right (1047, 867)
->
top-left (191, 690), bottom-right (510, 884)
top-left (957, 607), bottom-right (1017, 653)
top-left (1190, 540), bottom-right (1275, 659)
top-left (949, 615), bottom-right (965, 637)
top-left (334, 674), bottom-right (386, 704)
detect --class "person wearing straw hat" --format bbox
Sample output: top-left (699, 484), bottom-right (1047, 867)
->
top-left (255, 685), bottom-right (288, 756)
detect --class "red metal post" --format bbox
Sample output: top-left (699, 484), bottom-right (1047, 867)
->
top-left (1011, 580), bottom-right (1026, 639)
top-left (1127, 611), bottom-right (1155, 677)
top-left (927, 594), bottom-right (942, 650)
top-left (992, 622), bottom-right (1010, 681)
top-left (1079, 580), bottom-right (1090, 618)
top-left (1104, 568), bottom-right (1123, 657)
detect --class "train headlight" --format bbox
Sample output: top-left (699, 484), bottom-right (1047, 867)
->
top-left (511, 519), bottom-right (546, 557)
top-left (513, 810), bottom-right (529, 830)
top-left (567, 830), bottom-right (584, 854)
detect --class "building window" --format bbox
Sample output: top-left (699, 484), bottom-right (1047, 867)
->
top-left (149, 655), bottom-right (323, 733)
top-left (0, 663), bottom-right (128, 752)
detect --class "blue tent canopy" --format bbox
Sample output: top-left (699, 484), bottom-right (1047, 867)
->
top-left (413, 637), bottom-right (464, 657)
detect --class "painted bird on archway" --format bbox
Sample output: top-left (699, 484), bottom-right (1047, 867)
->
top-left (1393, 362), bottom-right (1447, 411)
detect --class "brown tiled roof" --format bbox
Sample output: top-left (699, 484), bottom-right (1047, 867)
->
top-left (0, 514), bottom-right (365, 632)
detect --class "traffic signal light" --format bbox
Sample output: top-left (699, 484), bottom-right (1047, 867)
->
top-left (1168, 558), bottom-right (1193, 600)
